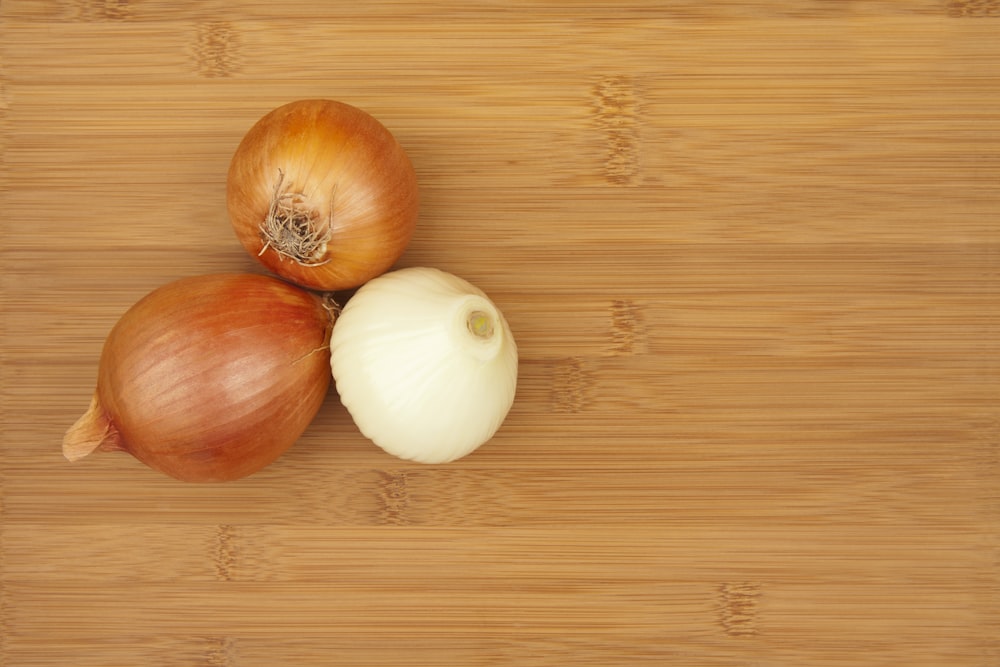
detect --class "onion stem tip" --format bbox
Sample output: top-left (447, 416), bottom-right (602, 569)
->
top-left (62, 396), bottom-right (120, 462)
top-left (467, 310), bottom-right (495, 339)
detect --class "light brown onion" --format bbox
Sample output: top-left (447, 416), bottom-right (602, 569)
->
top-left (226, 99), bottom-right (419, 291)
top-left (63, 273), bottom-right (334, 483)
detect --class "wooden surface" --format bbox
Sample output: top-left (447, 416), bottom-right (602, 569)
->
top-left (2, 2), bottom-right (999, 665)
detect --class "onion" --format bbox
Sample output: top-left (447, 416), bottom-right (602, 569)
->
top-left (63, 273), bottom-right (334, 482)
top-left (226, 99), bottom-right (419, 292)
top-left (330, 267), bottom-right (518, 464)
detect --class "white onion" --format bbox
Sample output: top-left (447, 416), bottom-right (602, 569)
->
top-left (330, 267), bottom-right (518, 463)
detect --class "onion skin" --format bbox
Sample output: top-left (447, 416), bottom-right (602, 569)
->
top-left (227, 99), bottom-right (419, 291)
top-left (63, 274), bottom-right (333, 483)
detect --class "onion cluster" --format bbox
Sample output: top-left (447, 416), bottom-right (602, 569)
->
top-left (66, 98), bottom-right (517, 482)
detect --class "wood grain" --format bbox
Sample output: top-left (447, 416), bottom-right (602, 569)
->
top-left (2, 2), bottom-right (998, 666)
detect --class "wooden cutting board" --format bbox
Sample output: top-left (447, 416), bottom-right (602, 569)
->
top-left (2, 2), bottom-right (998, 665)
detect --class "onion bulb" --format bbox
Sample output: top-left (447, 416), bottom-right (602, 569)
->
top-left (330, 267), bottom-right (518, 464)
top-left (63, 273), bottom-right (334, 482)
top-left (226, 99), bottom-right (419, 292)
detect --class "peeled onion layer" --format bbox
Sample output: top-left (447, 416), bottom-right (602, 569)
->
top-left (227, 99), bottom-right (419, 292)
top-left (330, 267), bottom-right (518, 464)
top-left (63, 273), bottom-right (333, 483)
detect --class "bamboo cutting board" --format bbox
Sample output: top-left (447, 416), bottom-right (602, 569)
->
top-left (1, 2), bottom-right (998, 665)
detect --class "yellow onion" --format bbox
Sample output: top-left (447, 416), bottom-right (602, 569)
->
top-left (63, 273), bottom-right (334, 482)
top-left (226, 99), bottom-right (419, 292)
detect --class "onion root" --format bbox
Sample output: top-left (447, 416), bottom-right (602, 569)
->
top-left (259, 169), bottom-right (332, 266)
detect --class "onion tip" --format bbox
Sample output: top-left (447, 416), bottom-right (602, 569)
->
top-left (62, 396), bottom-right (122, 462)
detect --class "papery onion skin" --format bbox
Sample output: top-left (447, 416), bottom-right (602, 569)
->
top-left (330, 267), bottom-right (518, 464)
top-left (63, 273), bottom-right (333, 483)
top-left (227, 99), bottom-right (419, 292)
